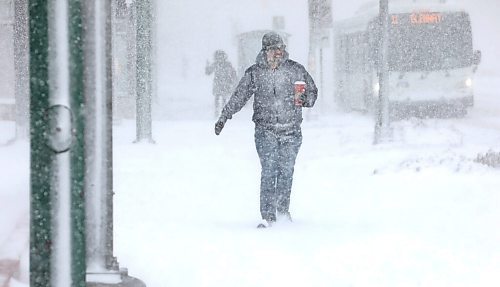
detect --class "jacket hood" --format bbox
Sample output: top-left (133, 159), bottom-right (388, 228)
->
top-left (255, 49), bottom-right (290, 67)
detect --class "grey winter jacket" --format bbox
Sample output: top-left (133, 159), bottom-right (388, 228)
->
top-left (220, 49), bottom-right (317, 129)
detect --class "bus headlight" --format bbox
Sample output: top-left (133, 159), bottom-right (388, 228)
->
top-left (465, 78), bottom-right (473, 88)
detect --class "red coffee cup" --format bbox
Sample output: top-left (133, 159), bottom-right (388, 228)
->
top-left (294, 81), bottom-right (306, 94)
top-left (294, 81), bottom-right (306, 106)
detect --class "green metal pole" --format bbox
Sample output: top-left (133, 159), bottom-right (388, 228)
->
top-left (30, 0), bottom-right (86, 286)
top-left (68, 0), bottom-right (87, 285)
top-left (29, 1), bottom-right (52, 285)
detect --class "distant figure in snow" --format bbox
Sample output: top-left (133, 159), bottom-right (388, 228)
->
top-left (214, 32), bottom-right (318, 228)
top-left (205, 50), bottom-right (237, 119)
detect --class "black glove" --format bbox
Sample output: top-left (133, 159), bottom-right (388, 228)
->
top-left (214, 116), bottom-right (227, 135)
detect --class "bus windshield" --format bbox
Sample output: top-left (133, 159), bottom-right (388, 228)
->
top-left (388, 12), bottom-right (473, 72)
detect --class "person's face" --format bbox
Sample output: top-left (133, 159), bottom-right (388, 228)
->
top-left (266, 45), bottom-right (285, 65)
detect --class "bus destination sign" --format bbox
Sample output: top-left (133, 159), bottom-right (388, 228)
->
top-left (391, 12), bottom-right (443, 25)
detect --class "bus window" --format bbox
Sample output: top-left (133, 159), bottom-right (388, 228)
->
top-left (388, 12), bottom-right (473, 72)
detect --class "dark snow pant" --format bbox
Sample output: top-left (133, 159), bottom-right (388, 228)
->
top-left (254, 124), bottom-right (302, 222)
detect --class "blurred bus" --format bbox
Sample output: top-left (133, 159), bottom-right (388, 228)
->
top-left (333, 0), bottom-right (481, 118)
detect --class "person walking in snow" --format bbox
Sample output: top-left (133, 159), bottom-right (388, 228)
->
top-left (214, 32), bottom-right (318, 228)
top-left (205, 50), bottom-right (237, 119)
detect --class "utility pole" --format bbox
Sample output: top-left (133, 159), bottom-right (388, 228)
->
top-left (374, 0), bottom-right (392, 144)
top-left (84, 0), bottom-right (145, 286)
top-left (135, 0), bottom-right (154, 143)
top-left (30, 0), bottom-right (86, 286)
top-left (29, 1), bottom-right (53, 285)
top-left (83, 0), bottom-right (116, 283)
top-left (30, 0), bottom-right (145, 286)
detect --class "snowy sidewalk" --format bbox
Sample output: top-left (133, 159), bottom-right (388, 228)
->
top-left (111, 118), bottom-right (500, 287)
top-left (0, 129), bottom-right (29, 287)
top-left (0, 213), bottom-right (29, 287)
top-left (2, 103), bottom-right (500, 287)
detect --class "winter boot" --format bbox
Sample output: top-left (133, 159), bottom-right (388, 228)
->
top-left (277, 211), bottom-right (292, 222)
top-left (257, 219), bottom-right (274, 228)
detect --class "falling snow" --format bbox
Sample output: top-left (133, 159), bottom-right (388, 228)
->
top-left (1, 0), bottom-right (500, 286)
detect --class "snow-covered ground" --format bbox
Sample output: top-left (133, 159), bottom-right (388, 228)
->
top-left (2, 74), bottom-right (500, 287)
top-left (2, 0), bottom-right (500, 286)
top-left (112, 75), bottom-right (500, 287)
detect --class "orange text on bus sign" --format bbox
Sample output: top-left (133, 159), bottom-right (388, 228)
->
top-left (410, 12), bottom-right (442, 24)
top-left (391, 15), bottom-right (399, 25)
